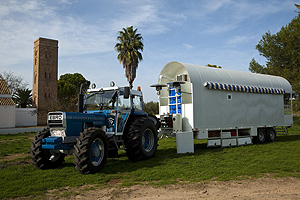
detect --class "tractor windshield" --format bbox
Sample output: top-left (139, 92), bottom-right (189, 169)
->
top-left (84, 91), bottom-right (117, 111)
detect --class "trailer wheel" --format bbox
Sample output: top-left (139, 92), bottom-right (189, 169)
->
top-left (253, 128), bottom-right (266, 144)
top-left (73, 128), bottom-right (108, 174)
top-left (266, 128), bottom-right (276, 142)
top-left (30, 128), bottom-right (65, 169)
top-left (124, 117), bottom-right (158, 162)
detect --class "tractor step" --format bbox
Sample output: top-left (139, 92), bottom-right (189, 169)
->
top-left (42, 136), bottom-right (71, 150)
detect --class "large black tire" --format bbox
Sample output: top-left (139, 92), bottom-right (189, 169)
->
top-left (73, 128), bottom-right (108, 174)
top-left (124, 117), bottom-right (158, 162)
top-left (266, 128), bottom-right (276, 142)
top-left (148, 114), bottom-right (161, 130)
top-left (253, 128), bottom-right (266, 144)
top-left (30, 128), bottom-right (65, 169)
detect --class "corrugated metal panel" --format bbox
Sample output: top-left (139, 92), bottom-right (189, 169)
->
top-left (159, 62), bottom-right (292, 93)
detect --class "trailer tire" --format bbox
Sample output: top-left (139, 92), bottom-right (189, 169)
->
top-left (30, 128), bottom-right (65, 169)
top-left (266, 128), bottom-right (276, 142)
top-left (253, 128), bottom-right (266, 144)
top-left (124, 117), bottom-right (158, 162)
top-left (73, 128), bottom-right (108, 174)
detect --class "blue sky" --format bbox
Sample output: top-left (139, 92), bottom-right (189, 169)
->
top-left (0, 0), bottom-right (299, 102)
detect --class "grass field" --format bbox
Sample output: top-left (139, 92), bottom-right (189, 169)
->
top-left (1, 119), bottom-right (300, 199)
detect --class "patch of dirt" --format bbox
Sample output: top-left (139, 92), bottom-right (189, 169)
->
top-left (0, 153), bottom-right (30, 169)
top-left (0, 153), bottom-right (29, 162)
top-left (43, 177), bottom-right (300, 200)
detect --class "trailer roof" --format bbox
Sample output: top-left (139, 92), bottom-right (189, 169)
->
top-left (159, 61), bottom-right (292, 93)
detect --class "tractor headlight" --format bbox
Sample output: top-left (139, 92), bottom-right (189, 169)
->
top-left (51, 129), bottom-right (66, 137)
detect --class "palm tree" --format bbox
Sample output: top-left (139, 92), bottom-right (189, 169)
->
top-left (13, 88), bottom-right (32, 108)
top-left (115, 26), bottom-right (143, 89)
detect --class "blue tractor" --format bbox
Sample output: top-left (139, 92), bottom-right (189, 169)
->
top-left (30, 83), bottom-right (159, 174)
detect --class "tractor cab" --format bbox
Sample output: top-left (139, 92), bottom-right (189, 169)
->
top-left (82, 85), bottom-right (144, 136)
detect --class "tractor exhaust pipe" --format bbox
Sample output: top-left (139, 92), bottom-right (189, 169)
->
top-left (78, 84), bottom-right (84, 113)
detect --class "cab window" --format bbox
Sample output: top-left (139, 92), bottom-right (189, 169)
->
top-left (118, 94), bottom-right (131, 110)
top-left (133, 95), bottom-right (143, 111)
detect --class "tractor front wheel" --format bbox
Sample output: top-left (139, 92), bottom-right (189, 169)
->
top-left (30, 128), bottom-right (65, 169)
top-left (73, 128), bottom-right (108, 174)
top-left (124, 117), bottom-right (158, 162)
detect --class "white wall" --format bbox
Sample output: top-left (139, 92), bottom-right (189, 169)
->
top-left (0, 106), bottom-right (16, 128)
top-left (15, 108), bottom-right (37, 127)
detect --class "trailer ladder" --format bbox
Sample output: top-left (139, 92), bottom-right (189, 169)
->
top-left (275, 126), bottom-right (289, 135)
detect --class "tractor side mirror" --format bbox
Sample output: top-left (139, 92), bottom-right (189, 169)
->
top-left (124, 86), bottom-right (130, 99)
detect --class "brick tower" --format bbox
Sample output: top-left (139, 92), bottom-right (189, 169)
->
top-left (32, 37), bottom-right (58, 125)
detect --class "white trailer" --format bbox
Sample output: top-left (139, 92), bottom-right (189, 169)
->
top-left (151, 61), bottom-right (293, 153)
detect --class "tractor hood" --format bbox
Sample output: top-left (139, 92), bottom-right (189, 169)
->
top-left (48, 111), bottom-right (106, 137)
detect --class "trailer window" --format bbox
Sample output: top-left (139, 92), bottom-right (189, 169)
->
top-left (284, 93), bottom-right (292, 115)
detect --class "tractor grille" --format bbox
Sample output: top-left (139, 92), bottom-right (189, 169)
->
top-left (48, 112), bottom-right (64, 127)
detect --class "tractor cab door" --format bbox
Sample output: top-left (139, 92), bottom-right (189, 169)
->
top-left (115, 92), bottom-right (131, 134)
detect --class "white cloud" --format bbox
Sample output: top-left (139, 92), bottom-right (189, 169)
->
top-left (111, 3), bottom-right (168, 35)
top-left (187, 0), bottom-right (293, 34)
top-left (0, 0), bottom-right (185, 69)
top-left (183, 43), bottom-right (194, 49)
top-left (226, 35), bottom-right (259, 46)
top-left (0, 0), bottom-right (114, 68)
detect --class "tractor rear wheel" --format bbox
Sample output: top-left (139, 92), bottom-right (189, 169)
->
top-left (73, 128), bottom-right (108, 174)
top-left (124, 117), bottom-right (158, 162)
top-left (148, 114), bottom-right (161, 130)
top-left (30, 128), bottom-right (65, 169)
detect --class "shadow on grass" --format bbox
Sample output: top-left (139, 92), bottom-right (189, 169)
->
top-left (92, 142), bottom-right (225, 175)
top-left (276, 134), bottom-right (300, 143)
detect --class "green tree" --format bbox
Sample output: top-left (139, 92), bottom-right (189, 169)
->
top-left (115, 26), bottom-right (144, 89)
top-left (13, 88), bottom-right (32, 108)
top-left (249, 58), bottom-right (267, 74)
top-left (0, 71), bottom-right (27, 97)
top-left (249, 14), bottom-right (300, 94)
top-left (57, 73), bottom-right (90, 112)
top-left (144, 101), bottom-right (159, 115)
